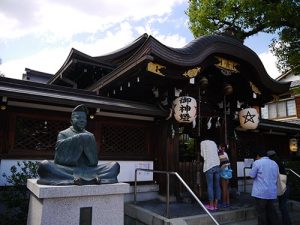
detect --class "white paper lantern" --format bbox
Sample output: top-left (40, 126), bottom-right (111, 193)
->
top-left (289, 138), bottom-right (298, 152)
top-left (239, 108), bottom-right (259, 129)
top-left (173, 96), bottom-right (197, 123)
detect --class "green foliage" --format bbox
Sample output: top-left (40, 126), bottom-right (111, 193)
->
top-left (0, 161), bottom-right (39, 225)
top-left (187, 0), bottom-right (300, 74)
top-left (290, 86), bottom-right (300, 95)
top-left (179, 138), bottom-right (197, 161)
top-left (270, 28), bottom-right (300, 74)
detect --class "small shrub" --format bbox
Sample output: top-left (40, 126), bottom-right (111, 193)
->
top-left (0, 161), bottom-right (38, 225)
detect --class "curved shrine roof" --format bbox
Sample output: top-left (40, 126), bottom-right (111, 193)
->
top-left (47, 33), bottom-right (290, 106)
top-left (87, 34), bottom-right (290, 96)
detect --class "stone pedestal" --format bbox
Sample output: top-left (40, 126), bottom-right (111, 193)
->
top-left (27, 179), bottom-right (130, 225)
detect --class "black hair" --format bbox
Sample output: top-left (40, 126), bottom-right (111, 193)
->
top-left (255, 150), bottom-right (265, 157)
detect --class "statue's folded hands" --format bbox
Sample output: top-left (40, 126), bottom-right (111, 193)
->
top-left (37, 104), bottom-right (120, 185)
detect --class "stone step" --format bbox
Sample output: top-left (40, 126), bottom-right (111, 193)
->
top-left (222, 210), bottom-right (300, 225)
top-left (125, 200), bottom-right (300, 225)
top-left (222, 219), bottom-right (257, 225)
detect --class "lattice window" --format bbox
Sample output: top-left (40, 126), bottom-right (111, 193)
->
top-left (14, 116), bottom-right (69, 152)
top-left (101, 125), bottom-right (148, 156)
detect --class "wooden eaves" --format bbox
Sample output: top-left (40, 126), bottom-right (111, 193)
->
top-left (0, 77), bottom-right (168, 117)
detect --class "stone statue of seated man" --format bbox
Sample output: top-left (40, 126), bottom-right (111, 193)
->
top-left (37, 104), bottom-right (120, 185)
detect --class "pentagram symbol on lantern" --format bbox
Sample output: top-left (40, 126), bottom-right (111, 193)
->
top-left (242, 111), bottom-right (256, 124)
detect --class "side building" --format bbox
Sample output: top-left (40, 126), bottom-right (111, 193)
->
top-left (260, 67), bottom-right (300, 157)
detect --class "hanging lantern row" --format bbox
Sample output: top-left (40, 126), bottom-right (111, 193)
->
top-left (173, 96), bottom-right (197, 123)
top-left (239, 107), bottom-right (259, 130)
top-left (173, 96), bottom-right (259, 131)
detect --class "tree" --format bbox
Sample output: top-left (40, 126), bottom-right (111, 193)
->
top-left (270, 27), bottom-right (300, 73)
top-left (1, 161), bottom-right (38, 225)
top-left (187, 0), bottom-right (300, 74)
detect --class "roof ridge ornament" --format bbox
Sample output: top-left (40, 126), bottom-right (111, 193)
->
top-left (249, 81), bottom-right (261, 94)
top-left (215, 56), bottom-right (239, 74)
top-left (147, 62), bottom-right (166, 76)
top-left (182, 67), bottom-right (201, 78)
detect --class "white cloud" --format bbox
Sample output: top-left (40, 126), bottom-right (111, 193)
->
top-left (0, 47), bottom-right (69, 79)
top-left (0, 0), bottom-right (185, 41)
top-left (0, 0), bottom-right (189, 79)
top-left (0, 22), bottom-right (136, 79)
top-left (135, 20), bottom-right (187, 48)
top-left (71, 22), bottom-right (136, 56)
top-left (0, 20), bottom-right (188, 79)
top-left (258, 50), bottom-right (280, 79)
top-left (155, 33), bottom-right (187, 48)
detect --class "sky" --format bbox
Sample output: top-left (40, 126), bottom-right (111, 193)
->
top-left (0, 0), bottom-right (280, 80)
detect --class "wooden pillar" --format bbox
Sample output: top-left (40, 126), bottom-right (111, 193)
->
top-left (154, 119), bottom-right (179, 197)
top-left (295, 96), bottom-right (300, 118)
top-left (228, 137), bottom-right (238, 188)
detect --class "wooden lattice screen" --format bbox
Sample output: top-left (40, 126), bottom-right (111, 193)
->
top-left (101, 124), bottom-right (150, 158)
top-left (8, 112), bottom-right (153, 160)
top-left (14, 116), bottom-right (69, 152)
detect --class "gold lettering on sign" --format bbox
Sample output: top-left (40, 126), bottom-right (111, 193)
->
top-left (249, 82), bottom-right (261, 94)
top-left (182, 67), bottom-right (201, 78)
top-left (147, 62), bottom-right (166, 76)
top-left (215, 56), bottom-right (239, 73)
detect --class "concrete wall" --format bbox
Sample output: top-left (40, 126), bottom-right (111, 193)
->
top-left (0, 159), bottom-right (153, 186)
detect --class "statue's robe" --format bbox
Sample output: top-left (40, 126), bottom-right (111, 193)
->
top-left (37, 127), bottom-right (120, 185)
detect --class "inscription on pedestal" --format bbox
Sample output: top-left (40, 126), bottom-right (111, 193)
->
top-left (80, 207), bottom-right (92, 225)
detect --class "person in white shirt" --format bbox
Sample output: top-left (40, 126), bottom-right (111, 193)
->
top-left (201, 139), bottom-right (221, 210)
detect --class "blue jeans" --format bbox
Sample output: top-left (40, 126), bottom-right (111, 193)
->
top-left (205, 166), bottom-right (221, 202)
